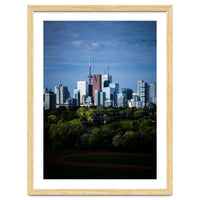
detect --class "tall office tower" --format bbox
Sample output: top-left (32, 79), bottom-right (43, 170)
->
top-left (86, 96), bottom-right (94, 105)
top-left (110, 83), bottom-right (119, 106)
top-left (43, 88), bottom-right (48, 101)
top-left (149, 82), bottom-right (157, 104)
top-left (88, 57), bottom-right (93, 97)
top-left (81, 95), bottom-right (86, 104)
top-left (132, 93), bottom-right (140, 102)
top-left (77, 81), bottom-right (88, 104)
top-left (128, 99), bottom-right (136, 108)
top-left (92, 74), bottom-right (101, 103)
top-left (103, 86), bottom-right (114, 102)
top-left (102, 74), bottom-right (112, 90)
top-left (44, 90), bottom-right (56, 110)
top-left (43, 88), bottom-right (48, 94)
top-left (105, 100), bottom-right (114, 107)
top-left (94, 90), bottom-right (100, 106)
top-left (100, 91), bottom-right (106, 107)
top-left (122, 88), bottom-right (133, 101)
top-left (137, 80), bottom-right (149, 107)
top-left (55, 81), bottom-right (70, 105)
top-left (117, 94), bottom-right (126, 107)
top-left (73, 89), bottom-right (80, 106)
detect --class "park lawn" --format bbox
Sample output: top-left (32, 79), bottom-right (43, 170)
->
top-left (44, 164), bottom-right (156, 179)
top-left (45, 149), bottom-right (90, 157)
top-left (65, 154), bottom-right (156, 166)
top-left (118, 119), bottom-right (132, 129)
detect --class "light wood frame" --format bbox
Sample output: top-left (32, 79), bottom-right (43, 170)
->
top-left (27, 5), bottom-right (173, 196)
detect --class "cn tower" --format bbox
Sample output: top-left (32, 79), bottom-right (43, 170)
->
top-left (88, 57), bottom-right (92, 85)
top-left (88, 57), bottom-right (93, 97)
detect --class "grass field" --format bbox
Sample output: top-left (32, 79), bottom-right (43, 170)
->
top-left (65, 154), bottom-right (156, 166)
top-left (44, 151), bottom-right (156, 179)
top-left (44, 164), bottom-right (156, 179)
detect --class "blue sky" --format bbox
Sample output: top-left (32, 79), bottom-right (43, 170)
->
top-left (44, 21), bottom-right (156, 96)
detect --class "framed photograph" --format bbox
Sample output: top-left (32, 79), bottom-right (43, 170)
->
top-left (27, 5), bottom-right (173, 195)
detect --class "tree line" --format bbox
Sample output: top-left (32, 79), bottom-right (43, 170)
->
top-left (44, 106), bottom-right (156, 153)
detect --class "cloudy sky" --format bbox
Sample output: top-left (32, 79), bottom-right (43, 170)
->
top-left (44, 21), bottom-right (156, 95)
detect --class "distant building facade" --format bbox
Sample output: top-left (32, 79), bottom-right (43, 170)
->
top-left (55, 81), bottom-right (70, 105)
top-left (149, 82), bottom-right (157, 104)
top-left (77, 81), bottom-right (88, 104)
top-left (99, 91), bottom-right (106, 107)
top-left (117, 94), bottom-right (126, 107)
top-left (102, 74), bottom-right (112, 90)
top-left (105, 99), bottom-right (114, 107)
top-left (92, 74), bottom-right (101, 103)
top-left (73, 89), bottom-right (80, 106)
top-left (137, 80), bottom-right (149, 107)
top-left (86, 96), bottom-right (94, 105)
top-left (94, 90), bottom-right (100, 106)
top-left (122, 88), bottom-right (133, 101)
top-left (103, 87), bottom-right (115, 102)
top-left (44, 90), bottom-right (56, 110)
top-left (109, 83), bottom-right (119, 106)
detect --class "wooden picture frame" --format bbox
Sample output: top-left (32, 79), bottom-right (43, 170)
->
top-left (27, 5), bottom-right (173, 195)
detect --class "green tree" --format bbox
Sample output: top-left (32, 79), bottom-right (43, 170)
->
top-left (139, 119), bottom-right (156, 135)
top-left (49, 124), bottom-right (63, 149)
top-left (122, 131), bottom-right (136, 151)
top-left (112, 135), bottom-right (123, 148)
top-left (48, 115), bottom-right (57, 123)
top-left (88, 127), bottom-right (101, 149)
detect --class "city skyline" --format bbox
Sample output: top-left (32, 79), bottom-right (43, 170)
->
top-left (44, 21), bottom-right (156, 95)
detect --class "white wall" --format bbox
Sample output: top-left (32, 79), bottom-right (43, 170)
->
top-left (0, 0), bottom-right (200, 199)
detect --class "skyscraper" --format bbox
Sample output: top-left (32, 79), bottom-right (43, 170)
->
top-left (100, 91), bottom-right (106, 107)
top-left (77, 81), bottom-right (88, 104)
top-left (103, 86), bottom-right (114, 102)
top-left (44, 90), bottom-right (56, 110)
top-left (54, 81), bottom-right (70, 105)
top-left (117, 94), bottom-right (126, 107)
top-left (92, 74), bottom-right (101, 103)
top-left (73, 89), bottom-right (80, 106)
top-left (137, 80), bottom-right (149, 107)
top-left (105, 100), bottom-right (114, 107)
top-left (110, 83), bottom-right (119, 106)
top-left (149, 82), bottom-right (157, 104)
top-left (94, 90), bottom-right (100, 106)
top-left (122, 88), bottom-right (133, 101)
top-left (102, 74), bottom-right (112, 90)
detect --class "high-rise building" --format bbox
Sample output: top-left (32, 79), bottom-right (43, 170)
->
top-left (110, 83), bottom-right (119, 106)
top-left (105, 100), bottom-right (114, 107)
top-left (149, 82), bottom-right (157, 104)
top-left (88, 57), bottom-right (93, 97)
top-left (132, 93), bottom-right (140, 102)
top-left (117, 94), bottom-right (126, 107)
top-left (44, 90), bottom-right (56, 110)
top-left (122, 88), bottom-right (133, 101)
top-left (43, 88), bottom-right (48, 101)
top-left (94, 90), bottom-right (100, 106)
top-left (43, 88), bottom-right (48, 94)
top-left (81, 95), bottom-right (86, 104)
top-left (64, 98), bottom-right (77, 108)
top-left (137, 80), bottom-right (149, 107)
top-left (77, 81), bottom-right (88, 104)
top-left (55, 81), bottom-right (70, 105)
top-left (92, 74), bottom-right (101, 103)
top-left (73, 89), bottom-right (80, 106)
top-left (100, 91), bottom-right (106, 107)
top-left (102, 74), bottom-right (112, 90)
top-left (86, 96), bottom-right (94, 105)
top-left (103, 87), bottom-right (114, 102)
